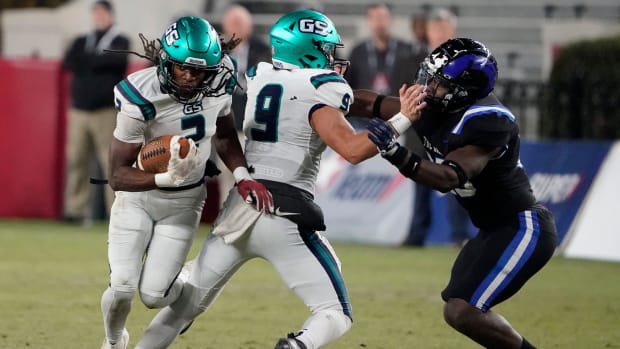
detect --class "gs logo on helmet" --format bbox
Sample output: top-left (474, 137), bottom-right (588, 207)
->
top-left (164, 23), bottom-right (180, 46)
top-left (299, 19), bottom-right (329, 36)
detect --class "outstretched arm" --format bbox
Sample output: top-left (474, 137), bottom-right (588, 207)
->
top-left (367, 117), bottom-right (500, 192)
top-left (349, 89), bottom-right (403, 120)
top-left (311, 105), bottom-right (377, 164)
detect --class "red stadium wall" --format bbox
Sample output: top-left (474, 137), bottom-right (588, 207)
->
top-left (0, 58), bottom-right (219, 222)
top-left (0, 59), bottom-right (65, 218)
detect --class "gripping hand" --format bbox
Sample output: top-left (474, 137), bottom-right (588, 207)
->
top-left (155, 136), bottom-right (203, 187)
top-left (367, 118), bottom-right (400, 157)
top-left (236, 179), bottom-right (274, 214)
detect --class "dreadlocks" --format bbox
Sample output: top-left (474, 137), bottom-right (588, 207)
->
top-left (219, 33), bottom-right (242, 55)
top-left (138, 33), bottom-right (161, 63)
top-left (118, 32), bottom-right (240, 63)
top-left (103, 33), bottom-right (161, 65)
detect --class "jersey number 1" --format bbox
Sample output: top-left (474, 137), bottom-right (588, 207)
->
top-left (250, 84), bottom-right (283, 142)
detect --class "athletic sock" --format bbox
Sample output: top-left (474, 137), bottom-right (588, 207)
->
top-left (521, 337), bottom-right (536, 349)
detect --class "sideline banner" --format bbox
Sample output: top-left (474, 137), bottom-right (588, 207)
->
top-left (519, 140), bottom-right (611, 244)
top-left (316, 140), bottom-right (611, 247)
top-left (316, 150), bottom-right (413, 245)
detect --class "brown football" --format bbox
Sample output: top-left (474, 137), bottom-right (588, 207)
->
top-left (138, 135), bottom-right (190, 173)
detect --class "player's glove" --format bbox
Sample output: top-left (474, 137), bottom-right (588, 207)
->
top-left (367, 117), bottom-right (400, 157)
top-left (233, 167), bottom-right (274, 214)
top-left (155, 136), bottom-right (204, 187)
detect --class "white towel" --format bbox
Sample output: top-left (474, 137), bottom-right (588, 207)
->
top-left (211, 190), bottom-right (262, 244)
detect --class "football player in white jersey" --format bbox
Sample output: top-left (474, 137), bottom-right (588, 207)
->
top-left (99, 16), bottom-right (272, 349)
top-left (133, 10), bottom-right (424, 349)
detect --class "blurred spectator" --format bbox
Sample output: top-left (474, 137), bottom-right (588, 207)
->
top-left (216, 3), bottom-right (270, 207)
top-left (345, 3), bottom-right (415, 96)
top-left (410, 12), bottom-right (429, 58)
top-left (404, 7), bottom-right (472, 247)
top-left (61, 0), bottom-right (129, 223)
top-left (221, 3), bottom-right (270, 130)
top-left (426, 7), bottom-right (457, 50)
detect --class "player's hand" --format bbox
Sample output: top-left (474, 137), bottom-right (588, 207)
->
top-left (367, 117), bottom-right (400, 157)
top-left (236, 179), bottom-right (274, 214)
top-left (155, 137), bottom-right (203, 187)
top-left (398, 84), bottom-right (427, 122)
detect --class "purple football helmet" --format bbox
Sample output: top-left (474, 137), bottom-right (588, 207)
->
top-left (416, 38), bottom-right (498, 113)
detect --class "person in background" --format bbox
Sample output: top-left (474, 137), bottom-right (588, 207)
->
top-left (345, 2), bottom-right (415, 97)
top-left (410, 11), bottom-right (429, 58)
top-left (426, 7), bottom-right (458, 50)
top-left (403, 7), bottom-right (472, 247)
top-left (360, 37), bottom-right (557, 349)
top-left (62, 0), bottom-right (129, 223)
top-left (215, 3), bottom-right (271, 207)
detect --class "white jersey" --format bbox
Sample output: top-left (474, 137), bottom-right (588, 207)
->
top-left (113, 56), bottom-right (235, 171)
top-left (243, 62), bottom-right (353, 195)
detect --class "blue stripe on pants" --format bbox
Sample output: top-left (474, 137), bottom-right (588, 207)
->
top-left (469, 210), bottom-right (540, 312)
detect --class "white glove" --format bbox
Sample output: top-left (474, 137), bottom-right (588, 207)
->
top-left (155, 136), bottom-right (204, 187)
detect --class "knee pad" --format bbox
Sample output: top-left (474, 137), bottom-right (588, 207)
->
top-left (140, 291), bottom-right (170, 309)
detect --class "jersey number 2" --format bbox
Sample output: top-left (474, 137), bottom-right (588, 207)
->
top-left (251, 84), bottom-right (283, 142)
top-left (181, 114), bottom-right (205, 142)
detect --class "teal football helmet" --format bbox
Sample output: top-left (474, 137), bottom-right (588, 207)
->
top-left (158, 16), bottom-right (232, 103)
top-left (269, 10), bottom-right (349, 71)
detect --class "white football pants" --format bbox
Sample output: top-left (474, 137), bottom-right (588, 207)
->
top-left (135, 210), bottom-right (352, 349)
top-left (101, 186), bottom-right (205, 343)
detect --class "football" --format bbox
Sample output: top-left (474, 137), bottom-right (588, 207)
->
top-left (138, 135), bottom-right (190, 173)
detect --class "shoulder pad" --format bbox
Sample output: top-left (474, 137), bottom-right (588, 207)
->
top-left (310, 72), bottom-right (347, 90)
top-left (312, 72), bottom-right (353, 113)
top-left (452, 104), bottom-right (516, 135)
top-left (114, 79), bottom-right (156, 120)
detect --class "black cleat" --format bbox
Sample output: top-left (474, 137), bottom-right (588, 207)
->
top-left (274, 333), bottom-right (307, 349)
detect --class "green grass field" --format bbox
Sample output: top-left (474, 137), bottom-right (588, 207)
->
top-left (1, 220), bottom-right (619, 349)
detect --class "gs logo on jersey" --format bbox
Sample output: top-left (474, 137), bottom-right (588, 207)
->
top-left (299, 19), bottom-right (329, 36)
top-left (184, 102), bottom-right (203, 114)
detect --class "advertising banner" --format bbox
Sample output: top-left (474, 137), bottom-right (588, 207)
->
top-left (519, 140), bottom-right (611, 244)
top-left (316, 140), bottom-right (611, 247)
top-left (316, 150), bottom-right (413, 245)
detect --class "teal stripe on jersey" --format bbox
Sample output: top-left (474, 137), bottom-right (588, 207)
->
top-left (117, 79), bottom-right (156, 120)
top-left (300, 229), bottom-right (353, 320)
top-left (310, 72), bottom-right (346, 89)
top-left (247, 65), bottom-right (257, 78)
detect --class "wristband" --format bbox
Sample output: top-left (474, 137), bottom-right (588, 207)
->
top-left (387, 112), bottom-right (412, 136)
top-left (382, 146), bottom-right (422, 179)
top-left (372, 94), bottom-right (386, 118)
top-left (154, 172), bottom-right (174, 187)
top-left (233, 167), bottom-right (252, 183)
